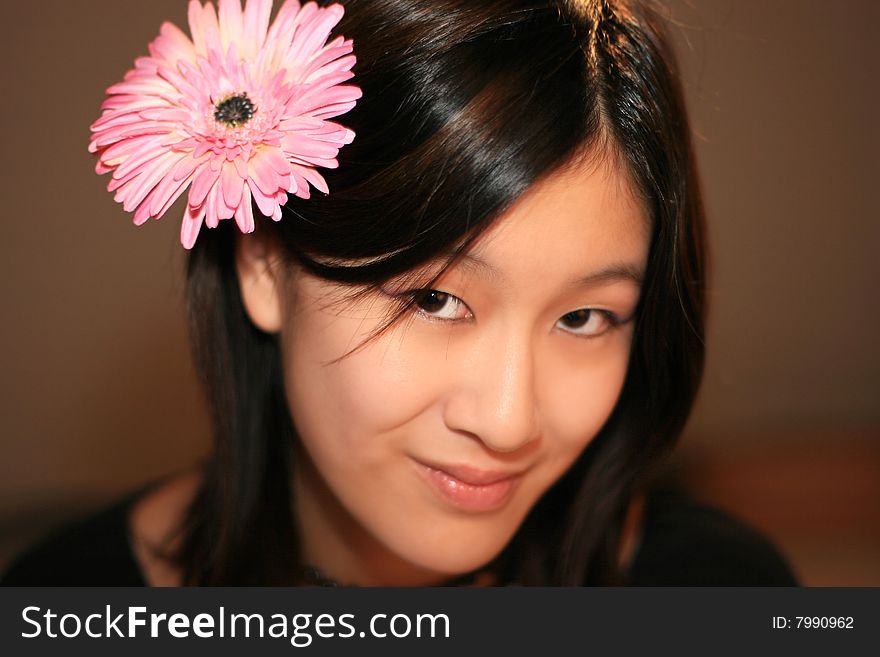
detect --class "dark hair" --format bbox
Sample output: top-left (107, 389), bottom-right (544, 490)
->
top-left (177, 0), bottom-right (706, 585)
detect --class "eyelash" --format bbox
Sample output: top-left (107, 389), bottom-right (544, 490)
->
top-left (402, 289), bottom-right (624, 338)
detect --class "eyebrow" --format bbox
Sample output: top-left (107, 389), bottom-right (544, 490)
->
top-left (453, 252), bottom-right (644, 288)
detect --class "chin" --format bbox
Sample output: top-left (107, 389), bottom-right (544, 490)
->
top-left (384, 518), bottom-right (519, 580)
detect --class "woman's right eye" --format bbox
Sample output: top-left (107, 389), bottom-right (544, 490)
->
top-left (410, 289), bottom-right (471, 321)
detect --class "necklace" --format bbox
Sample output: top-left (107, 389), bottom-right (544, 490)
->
top-left (300, 565), bottom-right (344, 587)
top-left (299, 565), bottom-right (494, 587)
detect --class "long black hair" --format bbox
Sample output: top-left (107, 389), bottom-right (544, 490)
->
top-left (177, 0), bottom-right (707, 585)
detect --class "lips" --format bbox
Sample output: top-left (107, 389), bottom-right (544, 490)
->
top-left (413, 459), bottom-right (524, 513)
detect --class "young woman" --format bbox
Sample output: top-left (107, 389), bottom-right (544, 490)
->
top-left (2, 0), bottom-right (795, 586)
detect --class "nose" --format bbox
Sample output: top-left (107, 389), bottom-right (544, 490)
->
top-left (442, 326), bottom-right (541, 453)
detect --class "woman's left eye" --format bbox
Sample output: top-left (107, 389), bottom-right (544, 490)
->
top-left (411, 289), bottom-right (471, 321)
top-left (556, 309), bottom-right (619, 337)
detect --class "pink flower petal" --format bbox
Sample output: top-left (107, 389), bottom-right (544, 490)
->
top-left (115, 151), bottom-right (178, 211)
top-left (181, 202), bottom-right (206, 249)
top-left (279, 134), bottom-right (340, 160)
top-left (263, 0), bottom-right (302, 54)
top-left (105, 78), bottom-right (174, 97)
top-left (294, 84), bottom-right (362, 118)
top-left (242, 0), bottom-right (273, 56)
top-left (201, 6), bottom-right (224, 58)
top-left (247, 154), bottom-right (284, 196)
top-left (310, 99), bottom-right (359, 121)
top-left (193, 140), bottom-right (213, 159)
top-left (137, 107), bottom-right (189, 123)
top-left (111, 140), bottom-right (171, 181)
top-left (149, 168), bottom-right (196, 218)
top-left (218, 0), bottom-right (244, 50)
top-left (91, 109), bottom-right (147, 132)
top-left (221, 161), bottom-right (244, 209)
top-left (234, 183), bottom-right (255, 233)
top-left (286, 154), bottom-right (338, 169)
top-left (290, 163), bottom-right (328, 194)
top-left (150, 22), bottom-right (197, 64)
top-left (91, 121), bottom-right (172, 149)
top-left (133, 200), bottom-right (154, 226)
top-left (249, 182), bottom-right (278, 218)
top-left (289, 171), bottom-right (312, 198)
top-left (233, 157), bottom-right (249, 179)
top-left (171, 155), bottom-right (204, 183)
top-left (190, 164), bottom-right (222, 207)
top-left (204, 183), bottom-right (223, 227)
top-left (259, 146), bottom-right (292, 175)
top-left (287, 4), bottom-right (343, 67)
top-left (300, 39), bottom-right (353, 81)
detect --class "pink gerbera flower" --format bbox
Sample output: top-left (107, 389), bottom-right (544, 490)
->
top-left (89, 0), bottom-right (361, 248)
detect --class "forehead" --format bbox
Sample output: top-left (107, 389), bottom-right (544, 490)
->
top-left (453, 155), bottom-right (650, 287)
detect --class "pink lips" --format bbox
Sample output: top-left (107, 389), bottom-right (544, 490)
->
top-left (414, 461), bottom-right (522, 513)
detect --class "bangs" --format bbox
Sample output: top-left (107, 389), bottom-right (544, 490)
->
top-left (271, 2), bottom-right (600, 283)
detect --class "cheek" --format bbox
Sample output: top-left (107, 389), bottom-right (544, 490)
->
top-left (282, 308), bottom-right (437, 455)
top-left (540, 335), bottom-right (632, 466)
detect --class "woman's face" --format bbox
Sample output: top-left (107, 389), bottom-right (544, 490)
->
top-left (271, 156), bottom-right (649, 584)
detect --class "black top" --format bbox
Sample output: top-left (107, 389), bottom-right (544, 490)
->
top-left (0, 489), bottom-right (797, 586)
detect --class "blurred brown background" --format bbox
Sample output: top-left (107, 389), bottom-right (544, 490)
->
top-left (1, 0), bottom-right (877, 584)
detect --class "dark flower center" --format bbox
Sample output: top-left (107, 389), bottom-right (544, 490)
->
top-left (214, 93), bottom-right (256, 127)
